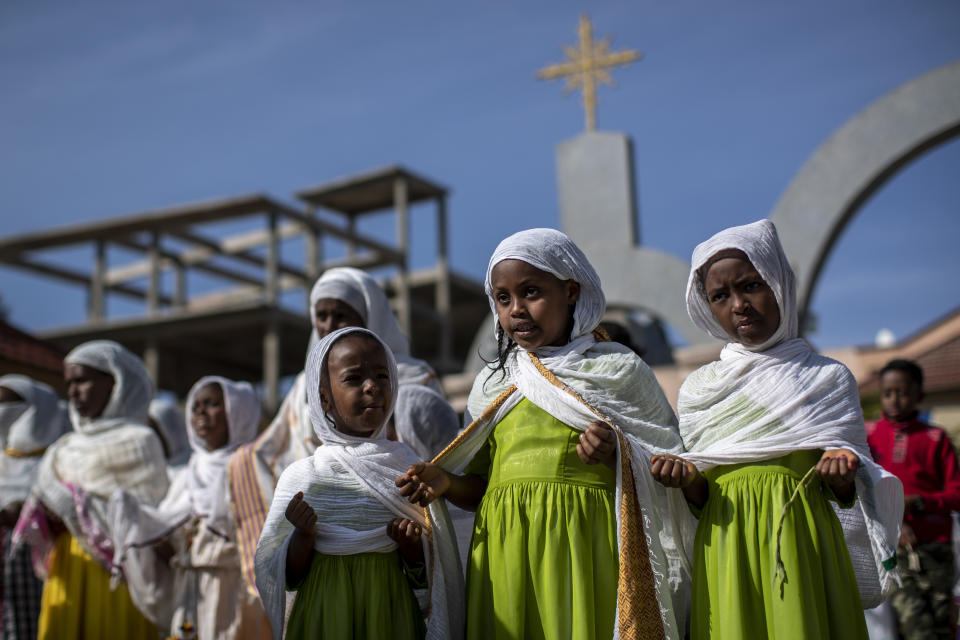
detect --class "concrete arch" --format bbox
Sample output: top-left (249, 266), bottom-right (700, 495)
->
top-left (770, 60), bottom-right (960, 326)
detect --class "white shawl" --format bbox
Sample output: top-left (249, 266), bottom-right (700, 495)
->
top-left (107, 376), bottom-right (263, 629)
top-left (229, 267), bottom-right (457, 594)
top-left (184, 376), bottom-right (261, 537)
top-left (0, 375), bottom-right (68, 512)
top-left (678, 219), bottom-right (904, 605)
top-left (255, 327), bottom-right (463, 640)
top-left (17, 341), bottom-right (168, 573)
top-left (442, 229), bottom-right (695, 640)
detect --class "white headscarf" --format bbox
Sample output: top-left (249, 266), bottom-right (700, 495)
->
top-left (184, 376), bottom-right (261, 536)
top-left (309, 267), bottom-right (410, 357)
top-left (148, 398), bottom-right (191, 467)
top-left (484, 228), bottom-right (605, 342)
top-left (685, 219), bottom-right (797, 352)
top-left (449, 229), bottom-right (694, 640)
top-left (103, 377), bottom-right (261, 628)
top-left (677, 219), bottom-right (904, 606)
top-left (228, 268), bottom-right (451, 595)
top-left (255, 327), bottom-right (463, 640)
top-left (64, 340), bottom-right (154, 432)
top-left (0, 375), bottom-right (68, 511)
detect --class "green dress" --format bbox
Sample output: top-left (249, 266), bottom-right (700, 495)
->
top-left (284, 464), bottom-right (426, 640)
top-left (691, 450), bottom-right (868, 639)
top-left (285, 551), bottom-right (425, 640)
top-left (464, 398), bottom-right (619, 640)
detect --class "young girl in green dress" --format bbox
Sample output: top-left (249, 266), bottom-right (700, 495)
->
top-left (255, 327), bottom-right (462, 640)
top-left (649, 219), bottom-right (903, 639)
top-left (397, 228), bottom-right (695, 640)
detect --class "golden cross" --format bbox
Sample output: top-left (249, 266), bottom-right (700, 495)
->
top-left (536, 15), bottom-right (642, 132)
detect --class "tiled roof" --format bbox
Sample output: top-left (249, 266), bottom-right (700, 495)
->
top-left (0, 320), bottom-right (64, 373)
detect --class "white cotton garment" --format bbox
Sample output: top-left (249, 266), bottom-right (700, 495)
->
top-left (228, 266), bottom-right (458, 596)
top-left (184, 376), bottom-right (262, 537)
top-left (0, 375), bottom-right (69, 511)
top-left (19, 341), bottom-right (168, 575)
top-left (255, 327), bottom-right (464, 640)
top-left (445, 229), bottom-right (696, 640)
top-left (108, 376), bottom-right (265, 633)
top-left (677, 219), bottom-right (904, 606)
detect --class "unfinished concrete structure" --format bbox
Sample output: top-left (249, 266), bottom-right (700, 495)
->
top-left (0, 166), bottom-right (487, 413)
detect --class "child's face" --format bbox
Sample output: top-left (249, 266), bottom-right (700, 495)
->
top-left (191, 383), bottom-right (230, 450)
top-left (880, 370), bottom-right (922, 423)
top-left (64, 363), bottom-right (114, 419)
top-left (490, 259), bottom-right (580, 351)
top-left (314, 298), bottom-right (364, 340)
top-left (703, 252), bottom-right (780, 347)
top-left (321, 335), bottom-right (392, 438)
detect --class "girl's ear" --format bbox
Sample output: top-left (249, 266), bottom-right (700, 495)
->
top-left (566, 280), bottom-right (581, 304)
top-left (318, 383), bottom-right (332, 412)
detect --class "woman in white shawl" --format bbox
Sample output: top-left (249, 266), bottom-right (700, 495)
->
top-left (650, 219), bottom-right (903, 639)
top-left (397, 229), bottom-right (695, 640)
top-left (111, 376), bottom-right (271, 639)
top-left (0, 375), bottom-right (68, 640)
top-left (255, 327), bottom-right (462, 640)
top-left (13, 340), bottom-right (168, 639)
top-left (230, 266), bottom-right (457, 593)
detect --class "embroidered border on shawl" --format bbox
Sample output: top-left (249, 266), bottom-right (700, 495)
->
top-left (5, 446), bottom-right (48, 457)
top-left (527, 349), bottom-right (665, 640)
top-left (432, 386), bottom-right (518, 465)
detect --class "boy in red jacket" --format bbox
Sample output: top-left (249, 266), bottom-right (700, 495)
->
top-left (867, 359), bottom-right (960, 639)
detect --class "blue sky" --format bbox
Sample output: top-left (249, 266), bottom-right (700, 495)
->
top-left (1, 1), bottom-right (958, 350)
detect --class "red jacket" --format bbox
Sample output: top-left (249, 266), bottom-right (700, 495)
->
top-left (867, 416), bottom-right (960, 544)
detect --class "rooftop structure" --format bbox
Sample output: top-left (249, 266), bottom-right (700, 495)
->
top-left (0, 166), bottom-right (487, 412)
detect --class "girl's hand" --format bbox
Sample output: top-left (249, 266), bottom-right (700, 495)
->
top-left (816, 449), bottom-right (859, 502)
top-left (387, 518), bottom-right (424, 562)
top-left (650, 454), bottom-right (700, 489)
top-left (396, 463), bottom-right (450, 507)
top-left (577, 420), bottom-right (618, 469)
top-left (285, 491), bottom-right (317, 537)
top-left (650, 454), bottom-right (709, 509)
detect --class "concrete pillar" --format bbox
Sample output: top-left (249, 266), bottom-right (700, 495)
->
top-left (436, 195), bottom-right (453, 371)
top-left (263, 312), bottom-right (280, 415)
top-left (174, 262), bottom-right (187, 309)
top-left (394, 178), bottom-right (411, 337)
top-left (304, 210), bottom-right (322, 312)
top-left (346, 216), bottom-right (357, 260)
top-left (143, 340), bottom-right (159, 388)
top-left (88, 239), bottom-right (106, 321)
top-left (265, 212), bottom-right (278, 306)
top-left (147, 231), bottom-right (161, 314)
